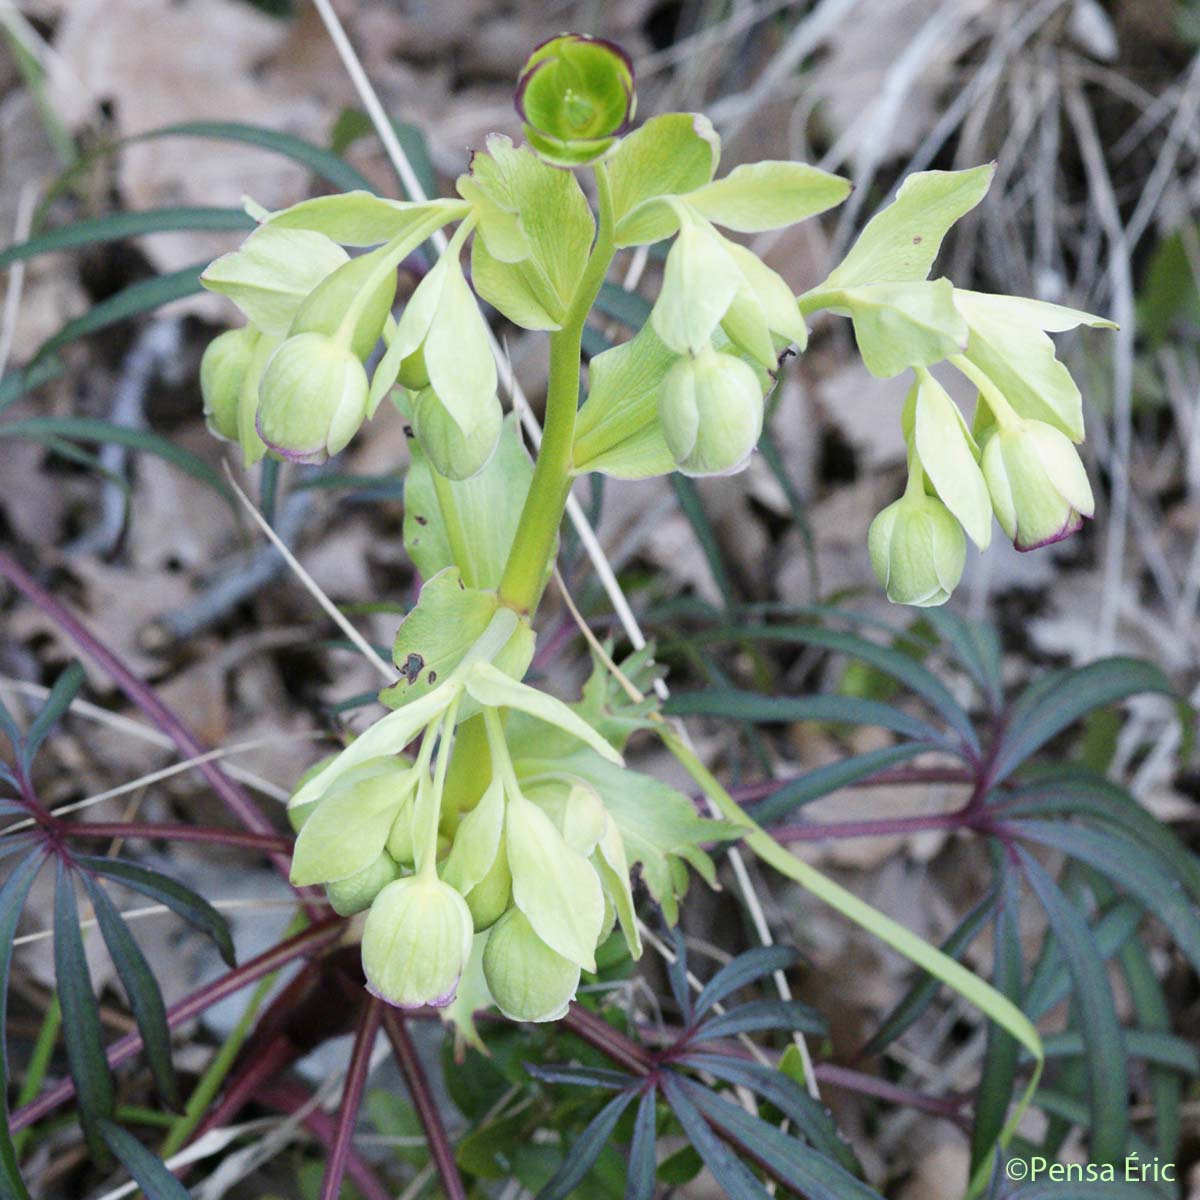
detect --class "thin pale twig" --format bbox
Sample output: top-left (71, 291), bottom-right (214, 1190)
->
top-left (0, 182), bottom-right (36, 382)
top-left (0, 676), bottom-right (291, 800)
top-left (222, 465), bottom-right (394, 682)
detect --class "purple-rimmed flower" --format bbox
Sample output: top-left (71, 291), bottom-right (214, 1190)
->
top-left (981, 418), bottom-right (1095, 551)
top-left (254, 332), bottom-right (370, 465)
top-left (515, 33), bottom-right (635, 167)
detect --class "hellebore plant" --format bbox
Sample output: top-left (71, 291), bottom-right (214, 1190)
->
top-left (198, 32), bottom-right (1112, 1043)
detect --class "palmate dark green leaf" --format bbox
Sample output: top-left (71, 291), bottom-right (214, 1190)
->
top-left (78, 856), bottom-right (235, 967)
top-left (1117, 936), bottom-right (1180, 1161)
top-left (659, 1073), bottom-right (769, 1200)
top-left (0, 836), bottom-right (37, 866)
top-left (666, 928), bottom-right (693, 1023)
top-left (594, 281), bottom-right (652, 329)
top-left (1024, 896), bottom-right (1142, 1021)
top-left (690, 624), bottom-right (980, 754)
top-left (861, 878), bottom-right (998, 1057)
top-left (0, 418), bottom-right (232, 504)
top-left (1015, 849), bottom-right (1128, 1164)
top-left (670, 476), bottom-right (736, 607)
top-left (1, 849), bottom-right (45, 1200)
top-left (81, 874), bottom-right (180, 1110)
top-left (694, 998), bottom-right (825, 1042)
top-left (625, 1088), bottom-right (657, 1200)
top-left (970, 867), bottom-right (1023, 1178)
top-left (669, 1073), bottom-right (883, 1200)
top-left (534, 1089), bottom-right (636, 1200)
top-left (663, 689), bottom-right (953, 747)
top-left (128, 121), bottom-right (375, 193)
top-left (99, 1119), bottom-right (189, 1200)
top-left (679, 1053), bottom-right (858, 1174)
top-left (921, 608), bottom-right (1003, 713)
top-left (996, 771), bottom-right (1200, 900)
top-left (525, 1064), bottom-right (632, 1091)
top-left (1038, 1029), bottom-right (1199, 1074)
top-left (19, 661), bottom-right (84, 772)
top-left (1025, 1095), bottom-right (1165, 1196)
top-left (0, 266), bottom-right (208, 413)
top-left (0, 697), bottom-right (23, 759)
top-left (692, 945), bottom-right (798, 1020)
top-left (991, 658), bottom-right (1174, 785)
top-left (1013, 822), bottom-right (1200, 979)
top-left (0, 359), bottom-right (64, 414)
top-left (0, 207), bottom-right (253, 270)
top-left (757, 421), bottom-right (819, 595)
top-left (752, 741), bottom-right (943, 824)
top-left (54, 861), bottom-right (115, 1161)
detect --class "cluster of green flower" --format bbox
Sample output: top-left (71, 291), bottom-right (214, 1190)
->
top-left (196, 32), bottom-right (1111, 1022)
top-left (285, 629), bottom-right (719, 1024)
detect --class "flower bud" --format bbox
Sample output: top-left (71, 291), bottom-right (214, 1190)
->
top-left (515, 34), bottom-right (635, 167)
top-left (658, 346), bottom-right (764, 476)
top-left (200, 326), bottom-right (258, 442)
top-left (385, 796), bottom-right (416, 867)
top-left (461, 838), bottom-right (512, 931)
top-left (287, 753), bottom-right (341, 832)
top-left (325, 850), bottom-right (401, 917)
top-left (362, 875), bottom-right (474, 1008)
top-left (868, 492), bottom-right (966, 607)
top-left (289, 251), bottom-right (398, 361)
top-left (396, 344), bottom-right (430, 391)
top-left (981, 419), bottom-right (1094, 551)
top-left (290, 758), bottom-right (418, 887)
top-left (256, 332), bottom-right (370, 464)
top-left (483, 907), bottom-right (580, 1022)
top-left (409, 385), bottom-right (501, 481)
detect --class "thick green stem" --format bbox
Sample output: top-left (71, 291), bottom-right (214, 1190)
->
top-left (497, 163), bottom-right (617, 614)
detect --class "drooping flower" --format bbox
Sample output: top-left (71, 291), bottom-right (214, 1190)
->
top-left (981, 418), bottom-right (1095, 551)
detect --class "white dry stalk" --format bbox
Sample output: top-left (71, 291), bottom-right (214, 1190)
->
top-left (0, 182), bottom-right (36, 382)
top-left (0, 676), bottom-right (292, 801)
top-left (1064, 85), bottom-right (1135, 656)
top-left (310, 0), bottom-right (820, 1099)
top-left (0, 730), bottom-right (329, 840)
top-left (826, 0), bottom-right (966, 260)
top-left (12, 896), bottom-right (299, 948)
top-left (90, 1118), bottom-right (282, 1200)
top-left (710, 0), bottom-right (861, 141)
top-left (222, 464), bottom-right (394, 682)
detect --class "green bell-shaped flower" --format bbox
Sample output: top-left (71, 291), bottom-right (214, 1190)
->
top-left (981, 418), bottom-right (1094, 551)
top-left (658, 345), bottom-right (764, 476)
top-left (515, 33), bottom-right (635, 167)
top-left (289, 757), bottom-right (418, 887)
top-left (461, 842), bottom-right (513, 932)
top-left (409, 385), bottom-right (502, 481)
top-left (361, 875), bottom-right (474, 1008)
top-left (325, 850), bottom-right (401, 917)
top-left (256, 332), bottom-right (370, 464)
top-left (868, 487), bottom-right (966, 607)
top-left (482, 907), bottom-right (580, 1022)
top-left (200, 326), bottom-right (258, 442)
